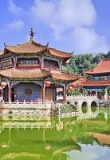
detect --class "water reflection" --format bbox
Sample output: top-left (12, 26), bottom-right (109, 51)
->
top-left (0, 107), bottom-right (110, 160)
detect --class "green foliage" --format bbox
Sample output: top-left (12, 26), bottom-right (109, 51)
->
top-left (62, 52), bottom-right (109, 75)
top-left (67, 88), bottom-right (80, 96)
top-left (107, 86), bottom-right (110, 96)
top-left (82, 89), bottom-right (88, 95)
top-left (105, 50), bottom-right (110, 58)
top-left (60, 104), bottom-right (77, 114)
top-left (100, 90), bottom-right (105, 96)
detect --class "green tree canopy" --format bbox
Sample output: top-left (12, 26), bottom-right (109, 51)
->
top-left (62, 52), bottom-right (109, 75)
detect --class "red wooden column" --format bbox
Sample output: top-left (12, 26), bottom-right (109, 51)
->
top-left (8, 86), bottom-right (11, 101)
top-left (42, 85), bottom-right (45, 102)
top-left (41, 57), bottom-right (44, 69)
top-left (63, 84), bottom-right (67, 102)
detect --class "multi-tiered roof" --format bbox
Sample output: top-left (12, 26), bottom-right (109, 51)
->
top-left (0, 35), bottom-right (78, 82)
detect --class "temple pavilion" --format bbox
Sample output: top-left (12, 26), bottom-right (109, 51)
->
top-left (82, 58), bottom-right (110, 97)
top-left (0, 28), bottom-right (78, 102)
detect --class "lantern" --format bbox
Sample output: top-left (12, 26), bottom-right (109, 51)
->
top-left (68, 86), bottom-right (73, 90)
top-left (1, 82), bottom-right (7, 88)
top-left (44, 81), bottom-right (51, 87)
top-left (71, 83), bottom-right (76, 88)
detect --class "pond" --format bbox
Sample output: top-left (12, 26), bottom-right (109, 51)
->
top-left (0, 107), bottom-right (110, 160)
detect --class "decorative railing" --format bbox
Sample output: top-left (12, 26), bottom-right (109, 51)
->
top-left (0, 100), bottom-right (55, 109)
top-left (56, 95), bottom-right (98, 101)
top-left (67, 95), bottom-right (97, 100)
top-left (0, 100), bottom-right (56, 116)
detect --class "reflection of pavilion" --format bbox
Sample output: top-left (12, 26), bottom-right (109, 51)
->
top-left (0, 115), bottom-right (77, 133)
top-left (0, 117), bottom-right (81, 160)
top-left (0, 109), bottom-right (110, 160)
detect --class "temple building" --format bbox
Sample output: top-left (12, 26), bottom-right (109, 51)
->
top-left (81, 58), bottom-right (110, 97)
top-left (0, 28), bottom-right (78, 102)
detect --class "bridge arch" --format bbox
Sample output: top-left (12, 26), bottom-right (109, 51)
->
top-left (91, 101), bottom-right (97, 112)
top-left (81, 101), bottom-right (88, 113)
top-left (91, 101), bottom-right (97, 107)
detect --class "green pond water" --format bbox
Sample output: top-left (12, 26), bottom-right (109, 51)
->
top-left (0, 107), bottom-right (110, 160)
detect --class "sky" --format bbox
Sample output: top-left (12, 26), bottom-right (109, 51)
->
top-left (0, 0), bottom-right (110, 54)
top-left (68, 144), bottom-right (110, 160)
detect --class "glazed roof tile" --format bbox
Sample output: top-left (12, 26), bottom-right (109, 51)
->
top-left (4, 40), bottom-right (72, 58)
top-left (82, 80), bottom-right (110, 87)
top-left (0, 68), bottom-right (50, 79)
top-left (0, 68), bottom-right (78, 81)
top-left (48, 48), bottom-right (73, 58)
top-left (5, 40), bottom-right (45, 54)
top-left (71, 78), bottom-right (86, 85)
top-left (52, 72), bottom-right (78, 81)
top-left (85, 59), bottom-right (110, 74)
top-left (74, 78), bottom-right (85, 84)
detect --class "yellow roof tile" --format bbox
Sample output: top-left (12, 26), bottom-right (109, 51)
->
top-left (5, 40), bottom-right (45, 54)
top-left (0, 68), bottom-right (50, 79)
top-left (49, 48), bottom-right (73, 58)
top-left (0, 68), bottom-right (78, 81)
top-left (52, 72), bottom-right (78, 81)
top-left (4, 40), bottom-right (72, 58)
top-left (0, 50), bottom-right (4, 55)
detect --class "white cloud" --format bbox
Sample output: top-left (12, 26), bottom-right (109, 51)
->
top-left (8, 19), bottom-right (24, 30)
top-left (31, 0), bottom-right (96, 28)
top-left (51, 24), bottom-right (65, 40)
top-left (30, 0), bottom-right (109, 53)
top-left (8, 0), bottom-right (22, 15)
top-left (70, 27), bottom-right (109, 53)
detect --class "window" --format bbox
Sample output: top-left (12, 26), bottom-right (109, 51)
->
top-left (94, 75), bottom-right (104, 81)
top-left (94, 76), bottom-right (99, 81)
top-left (99, 76), bottom-right (104, 80)
top-left (107, 74), bottom-right (110, 80)
top-left (1, 59), bottom-right (13, 69)
top-left (18, 58), bottom-right (39, 66)
top-left (25, 89), bottom-right (32, 96)
top-left (44, 59), bottom-right (59, 69)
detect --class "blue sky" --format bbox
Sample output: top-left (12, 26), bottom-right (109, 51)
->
top-left (0, 0), bottom-right (110, 54)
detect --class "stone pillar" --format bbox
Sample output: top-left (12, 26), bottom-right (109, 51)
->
top-left (87, 101), bottom-right (92, 114)
top-left (96, 91), bottom-right (98, 98)
top-left (104, 88), bottom-right (108, 100)
top-left (78, 102), bottom-right (83, 113)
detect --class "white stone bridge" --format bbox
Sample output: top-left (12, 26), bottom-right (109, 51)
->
top-left (67, 95), bottom-right (99, 114)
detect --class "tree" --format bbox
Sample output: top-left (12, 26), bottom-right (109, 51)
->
top-left (62, 52), bottom-right (106, 75)
top-left (105, 50), bottom-right (110, 58)
top-left (107, 86), bottom-right (110, 96)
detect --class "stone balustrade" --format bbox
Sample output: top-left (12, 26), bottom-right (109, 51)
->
top-left (0, 100), bottom-right (55, 116)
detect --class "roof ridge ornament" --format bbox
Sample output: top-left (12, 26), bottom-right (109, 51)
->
top-left (46, 42), bottom-right (49, 47)
top-left (29, 28), bottom-right (35, 41)
top-left (4, 42), bottom-right (6, 47)
top-left (72, 50), bottom-right (74, 54)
